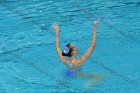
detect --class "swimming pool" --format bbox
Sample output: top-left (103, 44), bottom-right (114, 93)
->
top-left (0, 0), bottom-right (140, 93)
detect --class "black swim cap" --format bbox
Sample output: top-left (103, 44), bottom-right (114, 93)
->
top-left (62, 44), bottom-right (73, 57)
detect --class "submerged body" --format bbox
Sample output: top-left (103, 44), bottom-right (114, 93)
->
top-left (53, 19), bottom-right (104, 87)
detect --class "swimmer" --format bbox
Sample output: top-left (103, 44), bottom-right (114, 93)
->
top-left (53, 19), bottom-right (99, 68)
top-left (53, 19), bottom-right (104, 88)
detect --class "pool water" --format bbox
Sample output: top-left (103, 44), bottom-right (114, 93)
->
top-left (0, 0), bottom-right (140, 93)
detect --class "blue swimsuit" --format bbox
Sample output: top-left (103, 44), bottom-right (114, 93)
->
top-left (64, 68), bottom-right (82, 77)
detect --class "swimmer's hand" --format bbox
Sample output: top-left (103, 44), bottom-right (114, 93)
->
top-left (94, 19), bottom-right (100, 25)
top-left (52, 23), bottom-right (59, 35)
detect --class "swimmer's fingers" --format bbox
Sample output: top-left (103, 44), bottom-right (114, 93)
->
top-left (52, 23), bottom-right (58, 29)
top-left (53, 23), bottom-right (57, 26)
top-left (52, 23), bottom-right (59, 34)
top-left (94, 19), bottom-right (100, 25)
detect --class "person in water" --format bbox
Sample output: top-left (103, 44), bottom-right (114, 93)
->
top-left (53, 19), bottom-right (98, 68)
top-left (53, 19), bottom-right (103, 88)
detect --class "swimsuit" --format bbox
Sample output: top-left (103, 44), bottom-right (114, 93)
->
top-left (64, 59), bottom-right (82, 78)
top-left (64, 67), bottom-right (82, 78)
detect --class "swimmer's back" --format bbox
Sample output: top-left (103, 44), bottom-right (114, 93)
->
top-left (65, 59), bottom-right (83, 69)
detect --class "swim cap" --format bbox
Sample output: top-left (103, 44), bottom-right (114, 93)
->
top-left (62, 44), bottom-right (73, 57)
top-left (62, 47), bottom-right (69, 54)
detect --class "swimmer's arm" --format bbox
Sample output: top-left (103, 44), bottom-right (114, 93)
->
top-left (53, 23), bottom-right (67, 62)
top-left (77, 21), bottom-right (98, 64)
top-left (55, 34), bottom-right (67, 62)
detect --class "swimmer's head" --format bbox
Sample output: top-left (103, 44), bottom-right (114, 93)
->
top-left (62, 44), bottom-right (78, 57)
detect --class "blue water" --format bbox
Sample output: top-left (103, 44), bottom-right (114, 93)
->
top-left (0, 0), bottom-right (140, 93)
